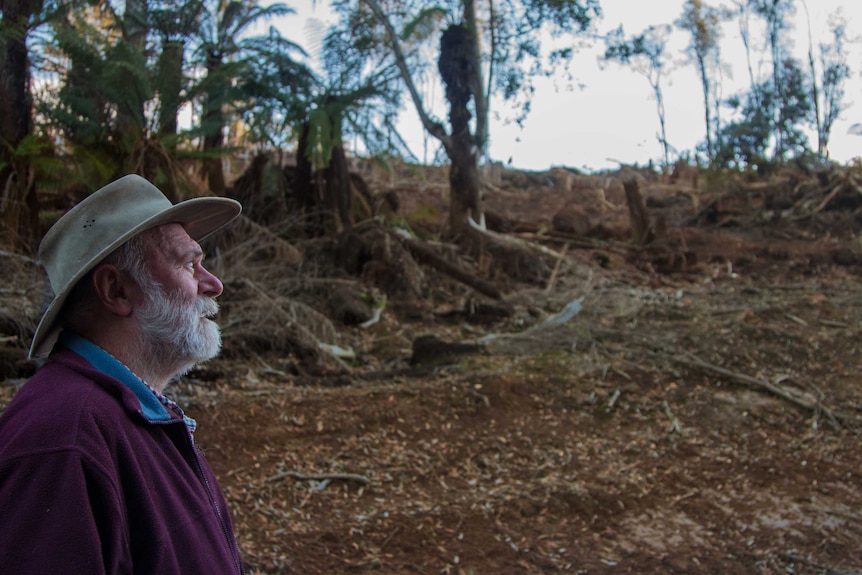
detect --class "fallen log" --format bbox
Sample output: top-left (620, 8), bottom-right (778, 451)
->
top-left (267, 471), bottom-right (370, 485)
top-left (394, 234), bottom-right (502, 299)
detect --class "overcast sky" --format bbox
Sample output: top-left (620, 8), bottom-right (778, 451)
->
top-left (276, 1), bottom-right (862, 172)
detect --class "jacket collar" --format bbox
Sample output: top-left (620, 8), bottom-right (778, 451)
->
top-left (57, 331), bottom-right (173, 423)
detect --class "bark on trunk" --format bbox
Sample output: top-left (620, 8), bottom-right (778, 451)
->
top-left (292, 122), bottom-right (321, 236)
top-left (202, 129), bottom-right (226, 195)
top-left (325, 144), bottom-right (352, 232)
top-left (116, 0), bottom-right (147, 152)
top-left (0, 0), bottom-right (38, 249)
top-left (157, 40), bottom-right (183, 140)
top-left (448, 131), bottom-right (481, 229)
top-left (202, 55), bottom-right (226, 195)
top-left (439, 24), bottom-right (481, 230)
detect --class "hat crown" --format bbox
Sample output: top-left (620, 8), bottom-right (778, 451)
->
top-left (39, 175), bottom-right (171, 293)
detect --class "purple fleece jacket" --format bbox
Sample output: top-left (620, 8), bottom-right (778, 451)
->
top-left (0, 344), bottom-right (244, 574)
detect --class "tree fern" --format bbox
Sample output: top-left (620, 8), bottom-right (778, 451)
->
top-left (305, 106), bottom-right (335, 169)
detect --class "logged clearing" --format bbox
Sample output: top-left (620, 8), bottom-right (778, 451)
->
top-left (3, 160), bottom-right (862, 574)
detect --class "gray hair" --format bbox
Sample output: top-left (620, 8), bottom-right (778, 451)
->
top-left (60, 230), bottom-right (156, 333)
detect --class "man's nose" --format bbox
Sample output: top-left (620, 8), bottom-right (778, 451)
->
top-left (197, 265), bottom-right (223, 297)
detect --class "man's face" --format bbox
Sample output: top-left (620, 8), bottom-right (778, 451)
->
top-left (134, 224), bottom-right (225, 376)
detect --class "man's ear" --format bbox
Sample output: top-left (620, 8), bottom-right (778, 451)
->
top-left (90, 264), bottom-right (135, 317)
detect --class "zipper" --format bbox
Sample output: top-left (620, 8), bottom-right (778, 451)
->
top-left (191, 443), bottom-right (245, 575)
top-left (153, 417), bottom-right (245, 574)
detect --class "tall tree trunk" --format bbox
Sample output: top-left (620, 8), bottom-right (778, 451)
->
top-left (697, 55), bottom-right (713, 161)
top-left (202, 54), bottom-right (226, 195)
top-left (447, 128), bottom-right (481, 230)
top-left (439, 23), bottom-right (481, 230)
top-left (118, 0), bottom-right (147, 148)
top-left (157, 40), bottom-right (184, 140)
top-left (293, 122), bottom-right (319, 236)
top-left (0, 0), bottom-right (38, 249)
top-left (361, 0), bottom-right (487, 232)
top-left (766, 6), bottom-right (783, 160)
top-left (655, 81), bottom-right (669, 169)
top-left (150, 39), bottom-right (184, 200)
top-left (325, 144), bottom-right (352, 232)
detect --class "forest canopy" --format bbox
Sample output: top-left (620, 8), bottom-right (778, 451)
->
top-left (0, 0), bottom-right (855, 248)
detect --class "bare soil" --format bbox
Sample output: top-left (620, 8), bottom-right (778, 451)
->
top-left (3, 161), bottom-right (862, 574)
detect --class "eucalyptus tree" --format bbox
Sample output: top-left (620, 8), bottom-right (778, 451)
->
top-left (331, 0), bottom-right (600, 230)
top-left (677, 0), bottom-right (724, 163)
top-left (715, 58), bottom-right (812, 169)
top-left (749, 0), bottom-right (796, 160)
top-left (806, 10), bottom-right (848, 159)
top-left (604, 24), bottom-right (673, 169)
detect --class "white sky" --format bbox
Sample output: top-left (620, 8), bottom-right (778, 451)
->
top-left (273, 1), bottom-right (862, 172)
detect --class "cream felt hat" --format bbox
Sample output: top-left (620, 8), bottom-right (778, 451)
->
top-left (29, 174), bottom-right (242, 359)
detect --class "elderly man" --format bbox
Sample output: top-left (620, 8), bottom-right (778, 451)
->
top-left (0, 175), bottom-right (244, 573)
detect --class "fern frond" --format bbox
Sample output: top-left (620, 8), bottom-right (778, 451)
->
top-left (400, 6), bottom-right (448, 42)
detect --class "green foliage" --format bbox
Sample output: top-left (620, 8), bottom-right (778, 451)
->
top-left (305, 106), bottom-right (339, 169)
top-left (713, 107), bottom-right (771, 171)
top-left (47, 16), bottom-right (110, 142)
top-left (521, 0), bottom-right (600, 31)
top-left (36, 10), bottom-right (156, 179)
top-left (235, 28), bottom-right (314, 148)
top-left (190, 0), bottom-right (301, 152)
top-left (0, 133), bottom-right (65, 186)
top-left (604, 24), bottom-right (670, 65)
top-left (815, 17), bottom-right (850, 157)
top-left (317, 4), bottom-right (416, 162)
top-left (713, 57), bottom-right (813, 170)
top-left (604, 24), bottom-right (672, 166)
top-left (149, 0), bottom-right (205, 42)
top-left (197, 0), bottom-right (293, 56)
top-left (774, 58), bottom-right (812, 158)
top-left (490, 0), bottom-right (600, 86)
top-left (102, 39), bottom-right (154, 126)
top-left (400, 6), bottom-right (447, 41)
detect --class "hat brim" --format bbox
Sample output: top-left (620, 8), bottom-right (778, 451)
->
top-left (28, 197), bottom-right (241, 359)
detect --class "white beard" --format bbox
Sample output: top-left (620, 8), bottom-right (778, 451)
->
top-left (136, 285), bottom-right (222, 378)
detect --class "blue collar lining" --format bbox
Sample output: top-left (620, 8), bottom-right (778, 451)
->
top-left (58, 331), bottom-right (172, 422)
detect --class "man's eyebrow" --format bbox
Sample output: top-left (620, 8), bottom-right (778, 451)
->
top-left (180, 246), bottom-right (204, 261)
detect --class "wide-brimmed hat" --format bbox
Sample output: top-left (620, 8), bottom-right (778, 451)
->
top-left (29, 174), bottom-right (242, 359)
